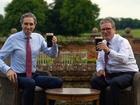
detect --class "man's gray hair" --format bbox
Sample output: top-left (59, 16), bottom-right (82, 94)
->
top-left (20, 12), bottom-right (37, 24)
top-left (100, 17), bottom-right (116, 28)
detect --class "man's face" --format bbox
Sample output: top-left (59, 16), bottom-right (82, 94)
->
top-left (22, 17), bottom-right (36, 35)
top-left (100, 22), bottom-right (115, 41)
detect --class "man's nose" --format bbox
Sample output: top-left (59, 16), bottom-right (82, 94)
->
top-left (101, 29), bottom-right (107, 33)
top-left (26, 24), bottom-right (31, 28)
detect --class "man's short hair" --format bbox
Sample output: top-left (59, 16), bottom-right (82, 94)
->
top-left (20, 12), bottom-right (37, 25)
top-left (100, 17), bottom-right (116, 28)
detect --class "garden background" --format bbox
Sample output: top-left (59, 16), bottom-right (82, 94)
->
top-left (0, 0), bottom-right (140, 105)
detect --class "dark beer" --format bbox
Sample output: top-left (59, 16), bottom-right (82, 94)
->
top-left (46, 33), bottom-right (53, 47)
top-left (95, 36), bottom-right (103, 51)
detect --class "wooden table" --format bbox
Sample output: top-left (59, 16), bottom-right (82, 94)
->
top-left (46, 88), bottom-right (100, 105)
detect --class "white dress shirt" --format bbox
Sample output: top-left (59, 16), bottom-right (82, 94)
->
top-left (96, 34), bottom-right (139, 73)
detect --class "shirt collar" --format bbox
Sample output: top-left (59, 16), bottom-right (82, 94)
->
top-left (109, 34), bottom-right (119, 45)
top-left (22, 31), bottom-right (32, 39)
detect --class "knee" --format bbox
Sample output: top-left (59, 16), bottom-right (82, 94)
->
top-left (110, 79), bottom-right (120, 88)
top-left (49, 77), bottom-right (63, 88)
top-left (55, 77), bottom-right (63, 88)
top-left (90, 78), bottom-right (94, 88)
top-left (24, 79), bottom-right (36, 89)
top-left (90, 77), bottom-right (99, 88)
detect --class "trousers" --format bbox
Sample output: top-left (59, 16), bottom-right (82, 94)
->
top-left (17, 73), bottom-right (63, 105)
top-left (90, 71), bottom-right (136, 105)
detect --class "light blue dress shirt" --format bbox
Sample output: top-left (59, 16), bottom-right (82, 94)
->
top-left (0, 31), bottom-right (58, 74)
top-left (96, 34), bottom-right (139, 73)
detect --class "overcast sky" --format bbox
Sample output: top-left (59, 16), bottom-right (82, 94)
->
top-left (0, 0), bottom-right (140, 19)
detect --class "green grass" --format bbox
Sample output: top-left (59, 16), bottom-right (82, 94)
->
top-left (117, 29), bottom-right (140, 38)
top-left (81, 29), bottom-right (140, 38)
top-left (131, 29), bottom-right (140, 38)
top-left (57, 29), bottom-right (140, 45)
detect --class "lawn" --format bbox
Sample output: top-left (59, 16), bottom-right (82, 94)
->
top-left (118, 29), bottom-right (140, 38)
top-left (57, 29), bottom-right (140, 45)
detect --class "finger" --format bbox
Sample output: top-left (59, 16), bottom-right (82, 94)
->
top-left (96, 45), bottom-right (101, 50)
top-left (96, 72), bottom-right (100, 77)
top-left (97, 41), bottom-right (102, 45)
top-left (14, 73), bottom-right (17, 80)
top-left (53, 40), bottom-right (57, 44)
top-left (97, 73), bottom-right (100, 77)
top-left (97, 71), bottom-right (102, 77)
top-left (14, 73), bottom-right (18, 83)
top-left (11, 75), bottom-right (16, 83)
top-left (11, 76), bottom-right (15, 83)
top-left (8, 75), bottom-right (12, 81)
top-left (53, 37), bottom-right (57, 42)
top-left (103, 72), bottom-right (106, 77)
top-left (12, 73), bottom-right (18, 83)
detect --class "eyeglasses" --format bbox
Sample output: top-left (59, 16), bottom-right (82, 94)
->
top-left (101, 28), bottom-right (112, 31)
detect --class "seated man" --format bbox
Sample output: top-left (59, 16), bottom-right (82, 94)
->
top-left (90, 17), bottom-right (138, 105)
top-left (0, 12), bottom-right (63, 105)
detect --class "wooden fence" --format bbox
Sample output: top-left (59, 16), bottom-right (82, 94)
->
top-left (37, 51), bottom-right (88, 65)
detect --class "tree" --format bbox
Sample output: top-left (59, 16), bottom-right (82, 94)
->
top-left (48, 0), bottom-right (100, 35)
top-left (3, 0), bottom-right (48, 36)
top-left (46, 0), bottom-right (64, 34)
top-left (0, 14), bottom-right (4, 36)
top-left (61, 0), bottom-right (99, 35)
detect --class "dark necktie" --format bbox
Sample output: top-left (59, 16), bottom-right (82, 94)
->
top-left (26, 33), bottom-right (32, 78)
top-left (105, 42), bottom-right (110, 67)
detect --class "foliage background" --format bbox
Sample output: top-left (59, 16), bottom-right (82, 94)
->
top-left (0, 0), bottom-right (100, 36)
top-left (0, 0), bottom-right (140, 37)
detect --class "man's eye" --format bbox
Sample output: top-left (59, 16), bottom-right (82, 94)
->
top-left (30, 23), bottom-right (34, 26)
top-left (101, 28), bottom-right (112, 31)
top-left (24, 23), bottom-right (34, 26)
top-left (24, 23), bottom-right (28, 25)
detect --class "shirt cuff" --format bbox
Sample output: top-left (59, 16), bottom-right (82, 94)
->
top-left (3, 66), bottom-right (11, 74)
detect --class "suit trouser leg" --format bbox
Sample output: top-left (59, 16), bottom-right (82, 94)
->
top-left (34, 75), bottom-right (63, 105)
top-left (91, 76), bottom-right (108, 105)
top-left (18, 76), bottom-right (35, 105)
top-left (90, 72), bottom-right (135, 105)
top-left (18, 74), bottom-right (63, 105)
top-left (109, 73), bottom-right (134, 105)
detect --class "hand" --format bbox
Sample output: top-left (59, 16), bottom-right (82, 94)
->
top-left (6, 69), bottom-right (17, 83)
top-left (52, 36), bottom-right (57, 45)
top-left (96, 70), bottom-right (106, 77)
top-left (97, 42), bottom-right (110, 53)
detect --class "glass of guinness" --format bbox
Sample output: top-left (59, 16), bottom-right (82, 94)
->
top-left (46, 33), bottom-right (54, 47)
top-left (95, 36), bottom-right (103, 51)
